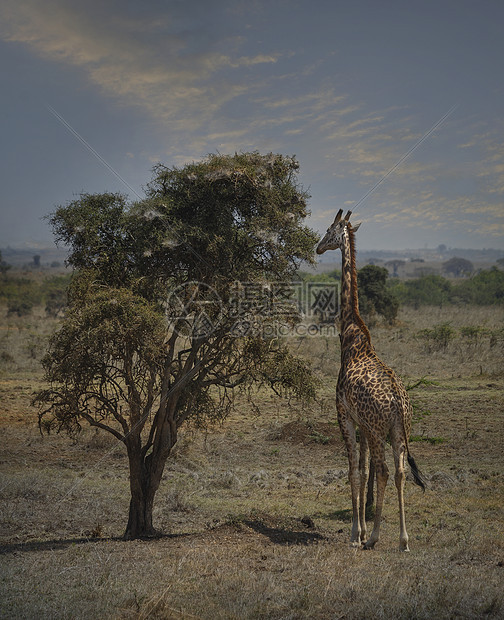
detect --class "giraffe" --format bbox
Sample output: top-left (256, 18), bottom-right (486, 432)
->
top-left (317, 209), bottom-right (425, 551)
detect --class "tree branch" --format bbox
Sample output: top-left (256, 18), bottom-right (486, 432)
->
top-left (81, 411), bottom-right (125, 441)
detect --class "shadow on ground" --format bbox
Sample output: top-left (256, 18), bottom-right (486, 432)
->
top-left (243, 519), bottom-right (327, 545)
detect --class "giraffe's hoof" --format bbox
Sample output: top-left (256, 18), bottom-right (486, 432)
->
top-left (399, 545), bottom-right (410, 552)
top-left (363, 540), bottom-right (376, 550)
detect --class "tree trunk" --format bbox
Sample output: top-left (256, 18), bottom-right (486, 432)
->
top-left (123, 425), bottom-right (177, 540)
top-left (123, 435), bottom-right (160, 539)
top-left (124, 485), bottom-right (158, 540)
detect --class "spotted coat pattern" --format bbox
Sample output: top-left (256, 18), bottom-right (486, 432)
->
top-left (317, 210), bottom-right (424, 551)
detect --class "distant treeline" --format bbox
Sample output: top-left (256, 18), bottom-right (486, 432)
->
top-left (1, 266), bottom-right (503, 319)
top-left (390, 269), bottom-right (504, 307)
top-left (299, 265), bottom-right (504, 322)
top-left (0, 274), bottom-right (70, 317)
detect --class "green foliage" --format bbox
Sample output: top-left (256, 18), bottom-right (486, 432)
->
top-left (410, 434), bottom-right (446, 445)
top-left (302, 265), bottom-right (504, 313)
top-left (44, 275), bottom-right (70, 317)
top-left (0, 250), bottom-right (11, 275)
top-left (143, 152), bottom-right (317, 285)
top-left (357, 265), bottom-right (399, 323)
top-left (48, 192), bottom-right (130, 286)
top-left (442, 256), bottom-right (473, 277)
top-left (451, 267), bottom-right (504, 305)
top-left (392, 274), bottom-right (452, 308)
top-left (299, 265), bottom-right (400, 323)
top-left (36, 152), bottom-right (320, 538)
top-left (405, 377), bottom-right (436, 424)
top-left (243, 336), bottom-right (319, 401)
top-left (390, 269), bottom-right (504, 308)
top-left (36, 285), bottom-right (167, 437)
top-left (0, 273), bottom-right (70, 317)
top-left (1, 275), bottom-right (41, 316)
top-left (0, 276), bottom-right (40, 305)
top-left (417, 322), bottom-right (456, 351)
top-left (460, 325), bottom-right (491, 343)
top-left (298, 269), bottom-right (340, 283)
top-left (8, 299), bottom-right (34, 317)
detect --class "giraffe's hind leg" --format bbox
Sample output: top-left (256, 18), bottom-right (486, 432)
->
top-left (366, 459), bottom-right (375, 518)
top-left (391, 433), bottom-right (410, 551)
top-left (363, 440), bottom-right (388, 550)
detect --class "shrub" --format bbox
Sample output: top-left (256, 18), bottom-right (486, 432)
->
top-left (358, 265), bottom-right (399, 323)
top-left (460, 325), bottom-right (491, 344)
top-left (397, 275), bottom-right (451, 308)
top-left (451, 267), bottom-right (504, 305)
top-left (417, 322), bottom-right (456, 352)
top-left (7, 298), bottom-right (34, 317)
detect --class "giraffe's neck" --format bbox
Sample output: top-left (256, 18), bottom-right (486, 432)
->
top-left (339, 227), bottom-right (371, 347)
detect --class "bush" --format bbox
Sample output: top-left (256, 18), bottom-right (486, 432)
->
top-left (358, 265), bottom-right (399, 323)
top-left (460, 325), bottom-right (491, 343)
top-left (417, 322), bottom-right (456, 351)
top-left (7, 299), bottom-right (34, 317)
top-left (395, 275), bottom-right (452, 308)
top-left (44, 275), bottom-right (70, 316)
top-left (451, 267), bottom-right (504, 305)
top-left (0, 273), bottom-right (70, 316)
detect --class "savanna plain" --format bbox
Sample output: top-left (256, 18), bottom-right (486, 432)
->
top-left (1, 296), bottom-right (503, 619)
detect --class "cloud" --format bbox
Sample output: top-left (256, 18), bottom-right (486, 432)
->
top-left (0, 0), bottom-right (274, 132)
top-left (2, 0), bottom-right (503, 248)
top-left (231, 54), bottom-right (280, 67)
top-left (370, 192), bottom-right (504, 238)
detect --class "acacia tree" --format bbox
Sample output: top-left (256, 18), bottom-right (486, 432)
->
top-left (384, 259), bottom-right (405, 277)
top-left (442, 256), bottom-right (473, 277)
top-left (35, 152), bottom-right (319, 539)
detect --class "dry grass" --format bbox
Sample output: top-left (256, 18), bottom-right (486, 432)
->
top-left (297, 305), bottom-right (504, 380)
top-left (1, 304), bottom-right (504, 619)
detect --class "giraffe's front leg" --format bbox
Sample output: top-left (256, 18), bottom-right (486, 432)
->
top-left (338, 408), bottom-right (361, 546)
top-left (349, 458), bottom-right (362, 547)
top-left (358, 432), bottom-right (369, 544)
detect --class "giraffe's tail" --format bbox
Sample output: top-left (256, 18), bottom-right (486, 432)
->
top-left (407, 452), bottom-right (426, 491)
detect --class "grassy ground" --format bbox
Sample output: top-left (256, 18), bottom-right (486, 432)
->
top-left (1, 304), bottom-right (503, 619)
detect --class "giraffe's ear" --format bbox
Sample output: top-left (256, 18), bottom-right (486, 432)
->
top-left (352, 222), bottom-right (362, 232)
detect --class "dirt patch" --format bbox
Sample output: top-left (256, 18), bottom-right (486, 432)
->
top-left (273, 420), bottom-right (341, 445)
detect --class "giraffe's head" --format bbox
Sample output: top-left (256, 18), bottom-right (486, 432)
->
top-left (316, 209), bottom-right (361, 254)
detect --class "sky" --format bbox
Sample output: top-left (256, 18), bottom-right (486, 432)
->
top-left (0, 0), bottom-right (503, 252)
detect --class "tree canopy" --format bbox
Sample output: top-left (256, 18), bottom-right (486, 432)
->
top-left (442, 256), bottom-right (473, 277)
top-left (35, 152), bottom-right (320, 539)
top-left (357, 264), bottom-right (399, 323)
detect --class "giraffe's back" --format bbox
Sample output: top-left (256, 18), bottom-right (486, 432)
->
top-left (338, 349), bottom-right (412, 438)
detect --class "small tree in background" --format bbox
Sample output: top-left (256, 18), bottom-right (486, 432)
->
top-left (394, 274), bottom-right (452, 308)
top-left (35, 152), bottom-right (319, 539)
top-left (384, 259), bottom-right (405, 278)
top-left (0, 250), bottom-right (11, 276)
top-left (442, 256), bottom-right (473, 278)
top-left (358, 264), bottom-right (399, 323)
